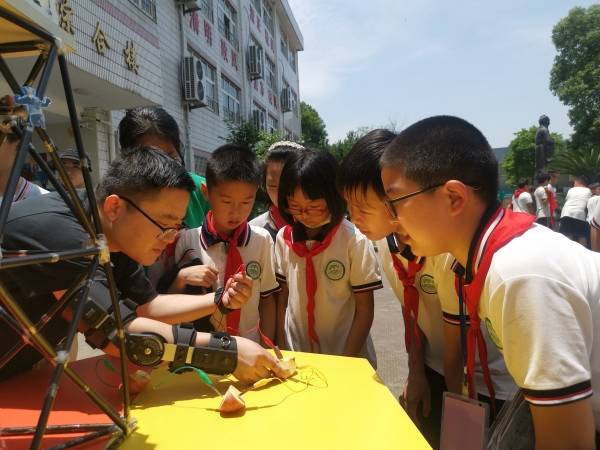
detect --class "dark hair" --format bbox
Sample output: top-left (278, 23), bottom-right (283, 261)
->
top-left (278, 149), bottom-right (346, 226)
top-left (0, 107), bottom-right (27, 144)
top-left (205, 144), bottom-right (261, 188)
top-left (96, 146), bottom-right (194, 201)
top-left (517, 178), bottom-right (528, 188)
top-left (536, 172), bottom-right (550, 185)
top-left (118, 107), bottom-right (182, 159)
top-left (338, 129), bottom-right (396, 199)
top-left (262, 141), bottom-right (305, 192)
top-left (574, 174), bottom-right (590, 186)
top-left (380, 116), bottom-right (499, 206)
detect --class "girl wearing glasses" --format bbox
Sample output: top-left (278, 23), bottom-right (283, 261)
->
top-left (274, 149), bottom-right (382, 367)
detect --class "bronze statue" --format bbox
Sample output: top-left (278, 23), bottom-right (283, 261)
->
top-left (535, 115), bottom-right (554, 174)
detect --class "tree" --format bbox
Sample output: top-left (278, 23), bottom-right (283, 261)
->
top-left (503, 126), bottom-right (565, 186)
top-left (225, 120), bottom-right (262, 152)
top-left (255, 129), bottom-right (285, 161)
top-left (550, 144), bottom-right (600, 183)
top-left (550, 5), bottom-right (600, 149)
top-left (300, 101), bottom-right (328, 148)
top-left (328, 127), bottom-right (371, 161)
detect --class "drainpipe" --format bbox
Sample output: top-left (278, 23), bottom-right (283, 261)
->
top-left (177, 4), bottom-right (193, 169)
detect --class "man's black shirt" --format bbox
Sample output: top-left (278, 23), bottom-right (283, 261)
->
top-left (0, 191), bottom-right (157, 380)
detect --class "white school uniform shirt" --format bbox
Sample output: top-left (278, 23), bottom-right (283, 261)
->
top-left (275, 219), bottom-right (382, 366)
top-left (435, 253), bottom-right (518, 401)
top-left (587, 196), bottom-right (600, 224)
top-left (376, 236), bottom-right (445, 375)
top-left (561, 186), bottom-right (592, 221)
top-left (175, 224), bottom-right (280, 343)
top-left (249, 210), bottom-right (278, 241)
top-left (533, 186), bottom-right (550, 219)
top-left (0, 177), bottom-right (47, 204)
top-left (471, 224), bottom-right (600, 429)
top-left (512, 191), bottom-right (533, 213)
top-left (590, 197), bottom-right (600, 229)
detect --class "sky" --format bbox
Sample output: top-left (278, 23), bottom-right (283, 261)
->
top-left (287, 0), bottom-right (597, 148)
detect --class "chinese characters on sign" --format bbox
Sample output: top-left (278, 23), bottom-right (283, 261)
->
top-left (123, 40), bottom-right (139, 74)
top-left (57, 0), bottom-right (75, 35)
top-left (189, 10), bottom-right (200, 34)
top-left (220, 38), bottom-right (228, 62)
top-left (92, 22), bottom-right (110, 55)
top-left (204, 20), bottom-right (213, 46)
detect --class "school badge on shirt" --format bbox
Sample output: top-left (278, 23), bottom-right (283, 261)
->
top-left (246, 261), bottom-right (262, 280)
top-left (325, 260), bottom-right (345, 280)
top-left (419, 274), bottom-right (437, 294)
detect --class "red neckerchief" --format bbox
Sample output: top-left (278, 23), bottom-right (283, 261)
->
top-left (203, 211), bottom-right (248, 334)
top-left (282, 221), bottom-right (342, 351)
top-left (388, 237), bottom-right (425, 352)
top-left (454, 205), bottom-right (534, 410)
top-left (546, 186), bottom-right (557, 225)
top-left (269, 205), bottom-right (287, 230)
top-left (512, 188), bottom-right (527, 205)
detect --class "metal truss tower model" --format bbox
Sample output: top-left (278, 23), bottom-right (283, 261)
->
top-left (0, 6), bottom-right (135, 450)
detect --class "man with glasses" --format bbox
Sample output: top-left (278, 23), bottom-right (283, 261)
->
top-left (0, 146), bottom-right (286, 385)
top-left (380, 115), bottom-right (600, 450)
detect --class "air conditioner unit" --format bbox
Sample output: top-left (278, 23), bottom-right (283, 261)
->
top-left (252, 109), bottom-right (266, 130)
top-left (280, 87), bottom-right (291, 112)
top-left (182, 55), bottom-right (208, 109)
top-left (175, 0), bottom-right (201, 13)
top-left (247, 45), bottom-right (263, 80)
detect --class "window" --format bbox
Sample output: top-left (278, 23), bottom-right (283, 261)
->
top-left (129, 0), bottom-right (156, 21)
top-left (263, 2), bottom-right (274, 34)
top-left (200, 57), bottom-right (218, 112)
top-left (265, 55), bottom-right (276, 90)
top-left (221, 75), bottom-right (241, 123)
top-left (280, 35), bottom-right (288, 58)
top-left (217, 0), bottom-right (239, 50)
top-left (194, 153), bottom-right (208, 175)
top-left (252, 103), bottom-right (266, 130)
top-left (289, 50), bottom-right (296, 73)
top-left (201, 0), bottom-right (214, 22)
top-left (252, 0), bottom-right (262, 17)
top-left (249, 37), bottom-right (264, 79)
top-left (291, 90), bottom-right (298, 117)
top-left (267, 114), bottom-right (279, 133)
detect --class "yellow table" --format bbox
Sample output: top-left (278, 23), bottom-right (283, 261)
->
top-left (120, 351), bottom-right (431, 450)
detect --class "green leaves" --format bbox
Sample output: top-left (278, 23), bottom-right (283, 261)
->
top-left (300, 101), bottom-right (328, 148)
top-left (550, 5), bottom-right (600, 149)
top-left (503, 126), bottom-right (565, 186)
top-left (550, 143), bottom-right (600, 183)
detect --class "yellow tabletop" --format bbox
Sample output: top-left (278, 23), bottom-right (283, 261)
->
top-left (120, 351), bottom-right (431, 450)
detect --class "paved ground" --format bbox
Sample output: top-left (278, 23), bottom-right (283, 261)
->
top-left (77, 276), bottom-right (409, 398)
top-left (371, 276), bottom-right (408, 399)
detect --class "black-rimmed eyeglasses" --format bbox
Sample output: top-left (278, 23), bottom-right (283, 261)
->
top-left (120, 195), bottom-right (181, 243)
top-left (384, 183), bottom-right (445, 219)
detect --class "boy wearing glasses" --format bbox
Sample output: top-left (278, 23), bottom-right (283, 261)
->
top-left (339, 129), bottom-right (514, 449)
top-left (380, 115), bottom-right (600, 450)
top-left (172, 145), bottom-right (280, 345)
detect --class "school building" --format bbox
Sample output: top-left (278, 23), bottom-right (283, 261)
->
top-left (0, 0), bottom-right (303, 183)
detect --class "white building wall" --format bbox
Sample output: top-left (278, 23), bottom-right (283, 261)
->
top-left (13, 0), bottom-right (303, 179)
top-left (67, 0), bottom-right (164, 104)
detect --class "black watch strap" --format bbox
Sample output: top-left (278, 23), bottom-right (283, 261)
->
top-left (214, 287), bottom-right (234, 315)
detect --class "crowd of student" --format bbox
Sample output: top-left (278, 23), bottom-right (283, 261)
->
top-left (511, 171), bottom-right (600, 251)
top-left (0, 105), bottom-right (599, 450)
